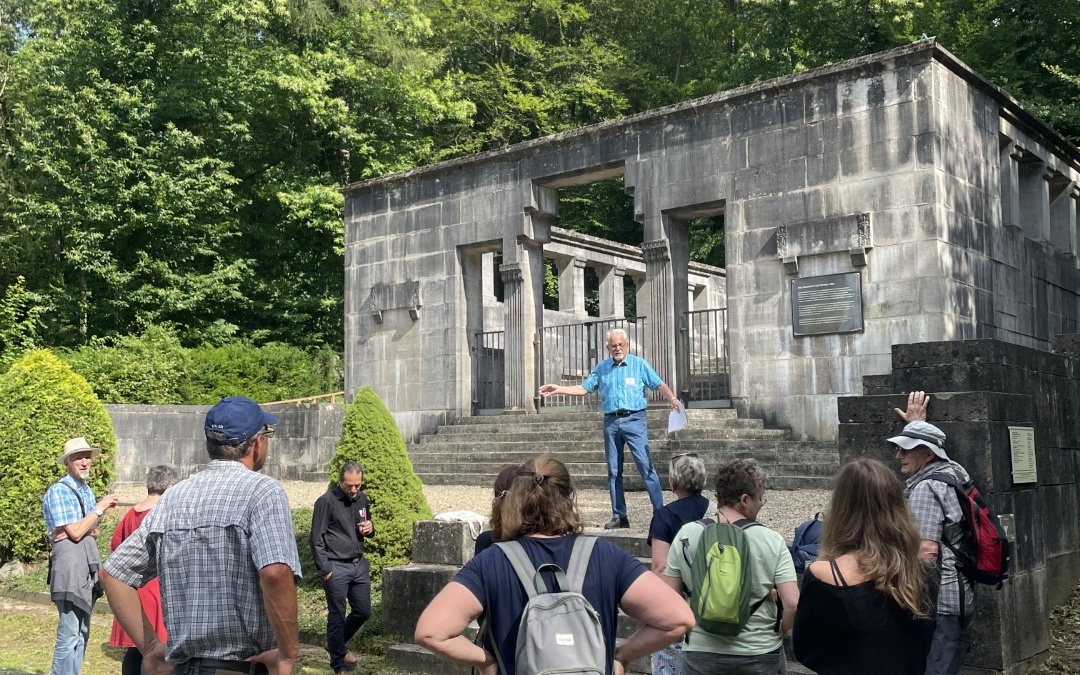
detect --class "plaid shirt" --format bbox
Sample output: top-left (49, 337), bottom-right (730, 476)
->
top-left (43, 475), bottom-right (97, 538)
top-left (104, 460), bottom-right (302, 663)
top-left (905, 461), bottom-right (974, 615)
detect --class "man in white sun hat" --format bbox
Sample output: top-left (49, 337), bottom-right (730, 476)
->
top-left (891, 391), bottom-right (974, 675)
top-left (42, 436), bottom-right (120, 675)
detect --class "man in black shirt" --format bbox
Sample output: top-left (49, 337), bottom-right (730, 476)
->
top-left (310, 461), bottom-right (374, 674)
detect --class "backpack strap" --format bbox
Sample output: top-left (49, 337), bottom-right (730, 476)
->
top-left (681, 517), bottom-right (715, 567)
top-left (495, 541), bottom-right (542, 598)
top-left (59, 481), bottom-right (90, 517)
top-left (563, 535), bottom-right (598, 594)
top-left (732, 518), bottom-right (779, 630)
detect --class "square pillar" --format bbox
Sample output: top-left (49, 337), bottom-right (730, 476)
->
top-left (556, 257), bottom-right (587, 317)
top-left (1017, 150), bottom-right (1050, 242)
top-left (1049, 178), bottom-right (1077, 261)
top-left (597, 265), bottom-right (626, 318)
top-left (999, 137), bottom-right (1022, 229)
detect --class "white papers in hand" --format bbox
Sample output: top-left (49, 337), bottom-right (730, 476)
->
top-left (667, 407), bottom-right (688, 433)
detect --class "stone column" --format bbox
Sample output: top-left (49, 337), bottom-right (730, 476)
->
top-left (597, 265), bottom-right (626, 318)
top-left (481, 252), bottom-right (497, 305)
top-left (999, 139), bottom-right (1022, 229)
top-left (641, 239), bottom-right (679, 397)
top-left (1050, 179), bottom-right (1078, 261)
top-left (500, 237), bottom-right (544, 413)
top-left (1018, 152), bottom-right (1050, 242)
top-left (557, 257), bottom-right (587, 317)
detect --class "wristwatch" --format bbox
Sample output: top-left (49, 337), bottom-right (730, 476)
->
top-left (94, 508), bottom-right (105, 517)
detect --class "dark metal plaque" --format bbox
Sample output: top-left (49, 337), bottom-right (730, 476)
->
top-left (791, 272), bottom-right (864, 336)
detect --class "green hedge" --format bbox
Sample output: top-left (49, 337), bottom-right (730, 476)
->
top-left (61, 325), bottom-right (342, 404)
top-left (0, 350), bottom-right (117, 563)
top-left (327, 387), bottom-right (431, 577)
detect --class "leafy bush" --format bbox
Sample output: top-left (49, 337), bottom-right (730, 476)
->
top-left (0, 276), bottom-right (46, 373)
top-left (61, 325), bottom-right (342, 405)
top-left (0, 350), bottom-right (116, 563)
top-left (327, 387), bottom-right (431, 577)
top-left (63, 325), bottom-right (189, 404)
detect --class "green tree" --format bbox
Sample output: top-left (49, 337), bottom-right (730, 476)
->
top-left (0, 349), bottom-right (116, 563)
top-left (0, 276), bottom-right (46, 372)
top-left (327, 387), bottom-right (431, 576)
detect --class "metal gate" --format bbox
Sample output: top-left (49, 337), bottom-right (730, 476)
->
top-left (472, 330), bottom-right (505, 413)
top-left (536, 317), bottom-right (648, 409)
top-left (682, 308), bottom-right (730, 404)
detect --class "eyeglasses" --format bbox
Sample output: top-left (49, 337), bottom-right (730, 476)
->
top-left (671, 453), bottom-right (698, 462)
top-left (607, 342), bottom-right (628, 351)
top-left (261, 425), bottom-right (276, 439)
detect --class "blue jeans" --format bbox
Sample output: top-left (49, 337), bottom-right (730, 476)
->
top-left (603, 410), bottom-right (664, 519)
top-left (323, 558), bottom-right (372, 671)
top-left (50, 600), bottom-right (92, 675)
top-left (925, 614), bottom-right (965, 675)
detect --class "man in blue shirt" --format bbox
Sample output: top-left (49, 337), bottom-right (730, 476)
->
top-left (42, 436), bottom-right (119, 675)
top-left (538, 328), bottom-right (681, 529)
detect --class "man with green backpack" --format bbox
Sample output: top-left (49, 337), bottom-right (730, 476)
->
top-left (662, 458), bottom-right (800, 674)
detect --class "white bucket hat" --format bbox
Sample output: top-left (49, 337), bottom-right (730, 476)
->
top-left (57, 437), bottom-right (101, 466)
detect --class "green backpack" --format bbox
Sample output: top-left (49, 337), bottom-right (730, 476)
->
top-left (681, 517), bottom-right (769, 636)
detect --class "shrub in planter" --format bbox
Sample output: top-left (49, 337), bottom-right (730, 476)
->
top-left (326, 387), bottom-right (431, 577)
top-left (0, 350), bottom-right (116, 563)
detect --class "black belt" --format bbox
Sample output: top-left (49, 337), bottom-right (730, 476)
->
top-left (192, 659), bottom-right (268, 674)
top-left (607, 408), bottom-right (645, 418)
top-left (331, 556), bottom-right (362, 563)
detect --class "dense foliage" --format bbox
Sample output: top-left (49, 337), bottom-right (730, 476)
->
top-left (0, 350), bottom-right (116, 563)
top-left (1, 0), bottom-right (1077, 352)
top-left (59, 325), bottom-right (342, 404)
top-left (327, 386), bottom-right (431, 577)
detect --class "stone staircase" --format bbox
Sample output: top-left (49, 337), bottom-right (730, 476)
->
top-left (407, 408), bottom-right (839, 491)
top-left (382, 520), bottom-right (812, 675)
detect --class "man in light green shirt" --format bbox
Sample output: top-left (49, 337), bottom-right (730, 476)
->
top-left (663, 458), bottom-right (799, 674)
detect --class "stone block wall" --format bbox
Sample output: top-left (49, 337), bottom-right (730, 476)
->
top-left (106, 403), bottom-right (345, 484)
top-left (837, 339), bottom-right (1080, 674)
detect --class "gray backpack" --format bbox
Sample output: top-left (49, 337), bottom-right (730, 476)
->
top-left (493, 537), bottom-right (606, 675)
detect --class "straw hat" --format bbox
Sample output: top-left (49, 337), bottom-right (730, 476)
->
top-left (56, 437), bottom-right (101, 466)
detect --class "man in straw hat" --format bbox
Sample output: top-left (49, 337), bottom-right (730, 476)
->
top-left (102, 396), bottom-right (302, 675)
top-left (892, 391), bottom-right (974, 675)
top-left (42, 436), bottom-right (120, 675)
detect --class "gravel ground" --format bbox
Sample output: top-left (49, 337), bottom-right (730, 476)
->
top-left (118, 480), bottom-right (830, 541)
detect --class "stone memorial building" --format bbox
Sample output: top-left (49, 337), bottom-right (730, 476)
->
top-left (342, 39), bottom-right (1080, 444)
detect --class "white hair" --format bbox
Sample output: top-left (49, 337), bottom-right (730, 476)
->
top-left (606, 328), bottom-right (629, 343)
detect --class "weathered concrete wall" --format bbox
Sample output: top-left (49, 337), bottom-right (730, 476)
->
top-left (344, 41), bottom-right (1080, 443)
top-left (106, 403), bottom-right (345, 484)
top-left (838, 339), bottom-right (1080, 674)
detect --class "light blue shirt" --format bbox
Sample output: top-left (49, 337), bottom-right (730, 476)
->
top-left (43, 474), bottom-right (97, 538)
top-left (581, 354), bottom-right (663, 414)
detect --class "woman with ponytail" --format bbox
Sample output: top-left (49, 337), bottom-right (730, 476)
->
top-left (416, 454), bottom-right (694, 675)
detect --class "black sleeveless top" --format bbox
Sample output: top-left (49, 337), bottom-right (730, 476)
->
top-left (792, 561), bottom-right (934, 675)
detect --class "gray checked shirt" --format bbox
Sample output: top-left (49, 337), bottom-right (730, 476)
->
top-left (905, 460), bottom-right (975, 616)
top-left (104, 460), bottom-right (302, 663)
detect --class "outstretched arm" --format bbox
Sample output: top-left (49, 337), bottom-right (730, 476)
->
top-left (538, 384), bottom-right (588, 397)
top-left (656, 383), bottom-right (681, 411)
top-left (894, 390), bottom-right (929, 422)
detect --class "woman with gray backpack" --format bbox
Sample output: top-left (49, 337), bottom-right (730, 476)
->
top-left (415, 454), bottom-right (695, 675)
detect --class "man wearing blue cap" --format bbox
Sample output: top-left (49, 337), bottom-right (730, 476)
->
top-left (892, 391), bottom-right (974, 675)
top-left (102, 396), bottom-right (303, 675)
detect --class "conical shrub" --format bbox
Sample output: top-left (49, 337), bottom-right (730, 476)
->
top-left (0, 349), bottom-right (116, 563)
top-left (327, 386), bottom-right (431, 576)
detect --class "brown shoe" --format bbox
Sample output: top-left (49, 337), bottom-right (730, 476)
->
top-left (344, 650), bottom-right (358, 666)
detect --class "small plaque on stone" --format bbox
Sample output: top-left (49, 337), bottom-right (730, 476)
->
top-left (1008, 426), bottom-right (1037, 484)
top-left (791, 272), bottom-right (864, 337)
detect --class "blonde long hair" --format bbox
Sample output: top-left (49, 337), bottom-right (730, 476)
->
top-left (820, 457), bottom-right (933, 617)
top-left (498, 454), bottom-right (583, 540)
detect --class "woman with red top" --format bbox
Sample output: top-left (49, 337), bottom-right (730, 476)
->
top-left (108, 465), bottom-right (177, 675)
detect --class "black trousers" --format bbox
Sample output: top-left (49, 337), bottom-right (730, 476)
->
top-left (323, 557), bottom-right (371, 671)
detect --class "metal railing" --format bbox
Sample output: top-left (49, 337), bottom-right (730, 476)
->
top-left (536, 317), bottom-right (648, 409)
top-left (472, 330), bottom-right (506, 412)
top-left (682, 308), bottom-right (730, 403)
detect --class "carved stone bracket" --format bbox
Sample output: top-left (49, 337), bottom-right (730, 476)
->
top-left (368, 280), bottom-right (422, 323)
top-left (775, 213), bottom-right (872, 275)
top-left (499, 262), bottom-right (525, 284)
top-left (641, 239), bottom-right (671, 264)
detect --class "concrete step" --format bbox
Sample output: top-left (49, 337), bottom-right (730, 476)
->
top-left (452, 409), bottom-right (739, 424)
top-left (406, 459), bottom-right (838, 479)
top-left (430, 418), bottom-right (769, 435)
top-left (409, 441), bottom-right (836, 459)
